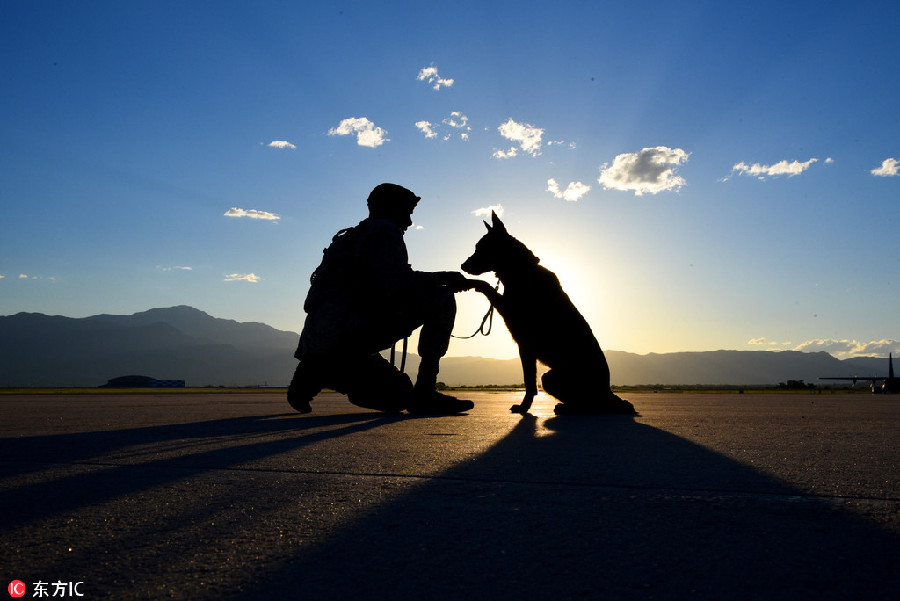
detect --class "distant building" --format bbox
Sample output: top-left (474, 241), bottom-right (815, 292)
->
top-left (100, 375), bottom-right (186, 388)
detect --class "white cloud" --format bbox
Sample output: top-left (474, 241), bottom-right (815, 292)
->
top-left (493, 118), bottom-right (544, 159)
top-left (416, 112), bottom-right (470, 141)
top-left (444, 112), bottom-right (471, 141)
top-left (748, 337), bottom-right (792, 347)
top-left (547, 178), bottom-right (591, 202)
top-left (328, 117), bottom-right (389, 148)
top-left (850, 339), bottom-right (899, 356)
top-left (267, 140), bottom-right (296, 150)
top-left (159, 265), bottom-right (193, 272)
top-left (417, 65), bottom-right (454, 90)
top-left (728, 157), bottom-right (820, 180)
top-left (793, 339), bottom-right (856, 354)
top-left (492, 148), bottom-right (519, 159)
top-left (598, 146), bottom-right (689, 195)
top-left (792, 338), bottom-right (899, 358)
top-left (472, 204), bottom-right (505, 218)
top-left (871, 157), bottom-right (899, 177)
top-left (224, 207), bottom-right (280, 221)
top-left (224, 273), bottom-right (261, 283)
top-left (415, 121), bottom-right (438, 139)
top-left (5, 273), bottom-right (52, 282)
top-left (443, 111), bottom-right (469, 129)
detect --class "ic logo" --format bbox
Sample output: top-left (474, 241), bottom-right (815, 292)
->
top-left (8, 581), bottom-right (26, 598)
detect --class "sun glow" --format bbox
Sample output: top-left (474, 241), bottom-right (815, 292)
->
top-left (532, 246), bottom-right (621, 342)
top-left (445, 243), bottom-right (622, 360)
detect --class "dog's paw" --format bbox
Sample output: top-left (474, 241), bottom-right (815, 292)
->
top-left (467, 280), bottom-right (490, 295)
top-left (510, 404), bottom-right (530, 414)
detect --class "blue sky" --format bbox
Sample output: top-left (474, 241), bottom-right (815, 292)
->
top-left (2, 1), bottom-right (898, 360)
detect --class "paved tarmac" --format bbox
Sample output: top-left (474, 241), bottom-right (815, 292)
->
top-left (1, 391), bottom-right (897, 600)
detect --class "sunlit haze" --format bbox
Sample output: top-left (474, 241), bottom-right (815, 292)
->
top-left (2, 2), bottom-right (898, 360)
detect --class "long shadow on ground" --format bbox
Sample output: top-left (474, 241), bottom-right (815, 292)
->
top-left (2, 406), bottom-right (897, 600)
top-left (246, 413), bottom-right (898, 600)
top-left (0, 412), bottom-right (402, 530)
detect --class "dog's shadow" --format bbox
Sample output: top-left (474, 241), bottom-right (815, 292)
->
top-left (252, 409), bottom-right (899, 599)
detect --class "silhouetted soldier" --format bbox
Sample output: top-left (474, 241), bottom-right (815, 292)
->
top-left (288, 183), bottom-right (477, 414)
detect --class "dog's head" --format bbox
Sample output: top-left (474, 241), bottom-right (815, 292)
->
top-left (462, 211), bottom-right (538, 275)
top-left (461, 211), bottom-right (506, 275)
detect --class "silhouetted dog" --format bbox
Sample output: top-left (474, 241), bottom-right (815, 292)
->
top-left (462, 212), bottom-right (635, 415)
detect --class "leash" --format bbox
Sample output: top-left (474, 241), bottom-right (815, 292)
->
top-left (391, 278), bottom-right (500, 372)
top-left (453, 278), bottom-right (501, 339)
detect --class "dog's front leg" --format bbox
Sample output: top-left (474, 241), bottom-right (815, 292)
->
top-left (467, 279), bottom-right (504, 310)
top-left (511, 349), bottom-right (537, 413)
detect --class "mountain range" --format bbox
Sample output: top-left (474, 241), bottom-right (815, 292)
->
top-left (0, 306), bottom-right (887, 388)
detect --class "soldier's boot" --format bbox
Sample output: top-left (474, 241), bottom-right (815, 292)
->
top-left (286, 359), bottom-right (324, 413)
top-left (407, 357), bottom-right (474, 415)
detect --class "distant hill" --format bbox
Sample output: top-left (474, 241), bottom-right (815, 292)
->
top-left (0, 306), bottom-right (888, 387)
top-left (603, 350), bottom-right (884, 387)
top-left (0, 306), bottom-right (299, 387)
top-left (442, 351), bottom-right (886, 388)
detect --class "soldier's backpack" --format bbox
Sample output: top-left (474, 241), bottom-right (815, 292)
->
top-left (303, 226), bottom-right (362, 313)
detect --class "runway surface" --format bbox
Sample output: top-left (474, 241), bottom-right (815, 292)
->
top-left (1, 391), bottom-right (897, 600)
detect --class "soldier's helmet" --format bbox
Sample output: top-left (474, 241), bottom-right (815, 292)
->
top-left (366, 183), bottom-right (420, 218)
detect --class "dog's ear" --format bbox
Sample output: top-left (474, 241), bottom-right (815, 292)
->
top-left (483, 220), bottom-right (492, 232)
top-left (491, 211), bottom-right (507, 233)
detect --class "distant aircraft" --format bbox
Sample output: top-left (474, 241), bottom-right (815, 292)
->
top-left (819, 353), bottom-right (898, 394)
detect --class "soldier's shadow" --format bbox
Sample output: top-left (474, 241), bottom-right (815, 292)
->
top-left (0, 412), bottom-right (404, 530)
top-left (249, 411), bottom-right (899, 600)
